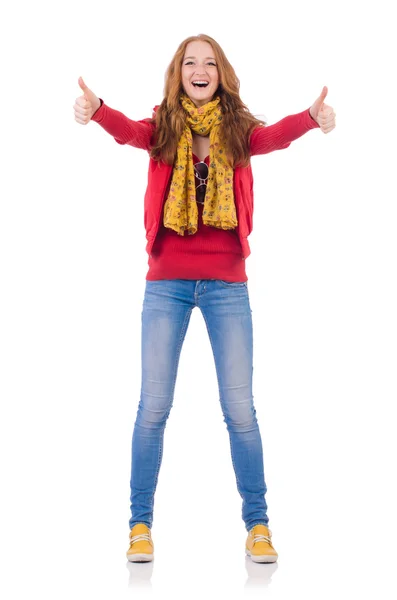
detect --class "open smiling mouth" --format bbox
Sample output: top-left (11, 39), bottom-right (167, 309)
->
top-left (192, 81), bottom-right (209, 88)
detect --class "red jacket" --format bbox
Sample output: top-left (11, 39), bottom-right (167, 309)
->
top-left (91, 100), bottom-right (319, 260)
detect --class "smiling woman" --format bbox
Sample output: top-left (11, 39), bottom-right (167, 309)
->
top-left (150, 34), bottom-right (270, 170)
top-left (74, 31), bottom-right (334, 565)
top-left (181, 41), bottom-right (219, 107)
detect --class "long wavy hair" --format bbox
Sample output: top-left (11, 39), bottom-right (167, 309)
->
top-left (149, 34), bottom-right (267, 168)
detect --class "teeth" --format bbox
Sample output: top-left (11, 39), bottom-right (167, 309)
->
top-left (192, 81), bottom-right (209, 86)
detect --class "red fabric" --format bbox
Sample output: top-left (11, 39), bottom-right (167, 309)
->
top-left (91, 99), bottom-right (320, 281)
top-left (147, 153), bottom-right (247, 282)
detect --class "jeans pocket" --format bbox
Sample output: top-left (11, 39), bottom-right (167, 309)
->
top-left (218, 280), bottom-right (248, 288)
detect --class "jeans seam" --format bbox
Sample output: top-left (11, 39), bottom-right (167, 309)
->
top-left (148, 306), bottom-right (193, 515)
top-left (201, 297), bottom-right (269, 531)
top-left (200, 309), bottom-right (244, 496)
top-left (218, 280), bottom-right (248, 288)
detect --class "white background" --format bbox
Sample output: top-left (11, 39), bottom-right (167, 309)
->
top-left (1, 0), bottom-right (396, 597)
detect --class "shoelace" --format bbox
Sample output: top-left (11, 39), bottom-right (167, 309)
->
top-left (130, 533), bottom-right (151, 545)
top-left (253, 534), bottom-right (272, 545)
top-left (252, 528), bottom-right (273, 545)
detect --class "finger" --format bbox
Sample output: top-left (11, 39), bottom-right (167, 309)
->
top-left (78, 76), bottom-right (89, 93)
top-left (318, 112), bottom-right (335, 125)
top-left (321, 123), bottom-right (335, 133)
top-left (73, 103), bottom-right (90, 115)
top-left (318, 85), bottom-right (328, 105)
top-left (74, 103), bottom-right (91, 116)
top-left (320, 106), bottom-right (332, 115)
top-left (74, 115), bottom-right (89, 124)
top-left (76, 96), bottom-right (90, 108)
top-left (325, 114), bottom-right (336, 127)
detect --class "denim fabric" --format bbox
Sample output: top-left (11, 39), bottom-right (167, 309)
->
top-left (129, 279), bottom-right (269, 532)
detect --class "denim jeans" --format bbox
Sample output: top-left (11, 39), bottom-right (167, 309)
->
top-left (129, 279), bottom-right (269, 532)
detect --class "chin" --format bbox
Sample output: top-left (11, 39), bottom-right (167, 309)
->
top-left (189, 93), bottom-right (215, 107)
top-left (183, 86), bottom-right (215, 105)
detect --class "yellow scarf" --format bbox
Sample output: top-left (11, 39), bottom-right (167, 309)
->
top-left (163, 94), bottom-right (238, 236)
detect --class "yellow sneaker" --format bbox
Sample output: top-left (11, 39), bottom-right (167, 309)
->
top-left (245, 524), bottom-right (278, 563)
top-left (126, 523), bottom-right (154, 562)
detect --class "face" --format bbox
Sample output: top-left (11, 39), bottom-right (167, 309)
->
top-left (181, 41), bottom-right (219, 108)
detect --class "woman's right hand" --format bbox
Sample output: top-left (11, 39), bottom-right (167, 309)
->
top-left (74, 76), bottom-right (101, 124)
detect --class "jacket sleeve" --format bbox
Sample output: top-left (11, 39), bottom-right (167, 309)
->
top-left (249, 107), bottom-right (320, 156)
top-left (90, 98), bottom-right (155, 151)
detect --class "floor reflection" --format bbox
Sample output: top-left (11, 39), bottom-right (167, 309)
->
top-left (126, 555), bottom-right (278, 589)
top-left (244, 558), bottom-right (278, 588)
top-left (126, 560), bottom-right (154, 588)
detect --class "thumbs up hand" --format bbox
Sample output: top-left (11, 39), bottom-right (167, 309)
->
top-left (73, 76), bottom-right (101, 124)
top-left (309, 86), bottom-right (336, 133)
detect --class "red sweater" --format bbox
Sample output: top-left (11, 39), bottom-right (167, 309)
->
top-left (91, 99), bottom-right (320, 281)
top-left (147, 152), bottom-right (247, 281)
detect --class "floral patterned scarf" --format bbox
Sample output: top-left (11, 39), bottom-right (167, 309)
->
top-left (163, 93), bottom-right (238, 235)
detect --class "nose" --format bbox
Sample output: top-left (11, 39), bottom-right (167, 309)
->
top-left (194, 72), bottom-right (209, 81)
top-left (194, 65), bottom-right (208, 75)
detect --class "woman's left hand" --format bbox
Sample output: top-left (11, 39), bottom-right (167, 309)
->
top-left (310, 86), bottom-right (336, 133)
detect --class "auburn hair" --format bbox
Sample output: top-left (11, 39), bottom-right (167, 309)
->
top-left (149, 34), bottom-right (267, 168)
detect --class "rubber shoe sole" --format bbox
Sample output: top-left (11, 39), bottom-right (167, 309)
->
top-left (245, 548), bottom-right (278, 563)
top-left (127, 552), bottom-right (153, 563)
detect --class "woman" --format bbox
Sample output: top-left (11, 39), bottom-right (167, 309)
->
top-left (73, 34), bottom-right (336, 564)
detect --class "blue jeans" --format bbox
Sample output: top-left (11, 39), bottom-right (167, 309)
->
top-left (129, 279), bottom-right (269, 532)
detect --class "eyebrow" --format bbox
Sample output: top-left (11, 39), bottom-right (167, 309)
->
top-left (184, 56), bottom-right (216, 60)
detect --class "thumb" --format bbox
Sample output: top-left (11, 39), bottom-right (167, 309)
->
top-left (78, 76), bottom-right (93, 102)
top-left (318, 85), bottom-right (328, 110)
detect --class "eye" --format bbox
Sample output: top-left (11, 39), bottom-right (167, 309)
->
top-left (184, 61), bottom-right (217, 67)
